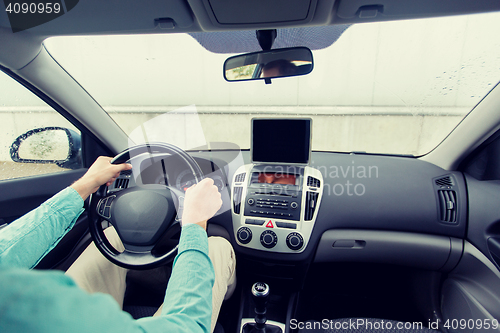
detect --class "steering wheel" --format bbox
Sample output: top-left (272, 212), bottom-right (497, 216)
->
top-left (89, 143), bottom-right (204, 270)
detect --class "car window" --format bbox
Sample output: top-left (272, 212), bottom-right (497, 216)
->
top-left (0, 70), bottom-right (82, 181)
top-left (45, 12), bottom-right (500, 156)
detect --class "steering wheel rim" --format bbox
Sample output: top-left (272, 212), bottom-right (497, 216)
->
top-left (89, 142), bottom-right (204, 270)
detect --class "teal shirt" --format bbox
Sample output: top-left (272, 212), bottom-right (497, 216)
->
top-left (0, 187), bottom-right (215, 333)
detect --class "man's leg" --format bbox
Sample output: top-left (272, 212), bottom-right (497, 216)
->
top-left (65, 227), bottom-right (128, 308)
top-left (154, 236), bottom-right (237, 333)
top-left (208, 236), bottom-right (237, 331)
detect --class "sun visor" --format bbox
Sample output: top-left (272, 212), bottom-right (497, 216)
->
top-left (207, 0), bottom-right (313, 24)
top-left (189, 25), bottom-right (350, 54)
top-left (336, 0), bottom-right (500, 20)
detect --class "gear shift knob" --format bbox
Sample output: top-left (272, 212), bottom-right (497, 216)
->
top-left (243, 282), bottom-right (282, 333)
top-left (251, 282), bottom-right (270, 314)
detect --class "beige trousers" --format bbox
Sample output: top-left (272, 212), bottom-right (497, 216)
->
top-left (66, 228), bottom-right (236, 333)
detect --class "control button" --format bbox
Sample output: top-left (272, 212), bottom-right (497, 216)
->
top-left (276, 222), bottom-right (297, 229)
top-left (290, 202), bottom-right (298, 209)
top-left (265, 221), bottom-right (274, 228)
top-left (246, 219), bottom-right (265, 226)
top-left (237, 227), bottom-right (252, 244)
top-left (105, 196), bottom-right (115, 207)
top-left (247, 198), bottom-right (255, 206)
top-left (260, 230), bottom-right (278, 248)
top-left (286, 232), bottom-right (304, 250)
top-left (103, 207), bottom-right (111, 218)
top-left (98, 199), bottom-right (106, 216)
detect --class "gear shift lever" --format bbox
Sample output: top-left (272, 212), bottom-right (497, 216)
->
top-left (252, 282), bottom-right (270, 331)
top-left (242, 282), bottom-right (282, 333)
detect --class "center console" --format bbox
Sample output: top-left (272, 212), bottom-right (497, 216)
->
top-left (231, 118), bottom-right (323, 253)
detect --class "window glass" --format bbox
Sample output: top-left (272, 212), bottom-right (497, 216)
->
top-left (0, 70), bottom-right (82, 181)
top-left (45, 12), bottom-right (500, 156)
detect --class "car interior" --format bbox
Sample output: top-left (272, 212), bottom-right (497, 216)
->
top-left (2, 1), bottom-right (500, 333)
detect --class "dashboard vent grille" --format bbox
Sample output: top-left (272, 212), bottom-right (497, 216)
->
top-left (438, 190), bottom-right (457, 223)
top-left (120, 170), bottom-right (132, 176)
top-left (233, 187), bottom-right (243, 214)
top-left (115, 178), bottom-right (129, 189)
top-left (235, 173), bottom-right (245, 183)
top-left (307, 176), bottom-right (321, 188)
top-left (304, 192), bottom-right (319, 221)
top-left (435, 176), bottom-right (453, 187)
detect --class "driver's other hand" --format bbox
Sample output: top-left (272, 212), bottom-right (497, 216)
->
top-left (71, 156), bottom-right (133, 200)
top-left (182, 178), bottom-right (222, 230)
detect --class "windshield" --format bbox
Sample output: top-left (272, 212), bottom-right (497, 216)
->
top-left (45, 12), bottom-right (500, 156)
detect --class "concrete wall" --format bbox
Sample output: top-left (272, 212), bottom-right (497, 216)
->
top-left (0, 106), bottom-right (464, 163)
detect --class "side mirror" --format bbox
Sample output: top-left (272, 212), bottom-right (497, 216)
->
top-left (10, 127), bottom-right (81, 169)
top-left (224, 47), bottom-right (313, 84)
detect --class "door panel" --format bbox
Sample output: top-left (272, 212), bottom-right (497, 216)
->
top-left (0, 169), bottom-right (89, 270)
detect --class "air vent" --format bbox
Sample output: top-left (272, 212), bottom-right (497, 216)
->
top-left (235, 173), bottom-right (245, 183)
top-left (438, 190), bottom-right (457, 223)
top-left (307, 176), bottom-right (321, 188)
top-left (304, 192), bottom-right (319, 221)
top-left (120, 170), bottom-right (132, 176)
top-left (435, 176), bottom-right (453, 187)
top-left (233, 187), bottom-right (243, 214)
top-left (115, 178), bottom-right (129, 189)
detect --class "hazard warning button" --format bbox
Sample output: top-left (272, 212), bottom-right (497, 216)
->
top-left (265, 220), bottom-right (273, 228)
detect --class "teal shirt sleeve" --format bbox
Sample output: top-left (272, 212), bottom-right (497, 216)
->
top-left (137, 223), bottom-right (215, 332)
top-left (0, 187), bottom-right (84, 269)
top-left (0, 222), bottom-right (215, 333)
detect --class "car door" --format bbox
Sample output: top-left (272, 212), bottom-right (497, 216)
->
top-left (0, 67), bottom-right (110, 270)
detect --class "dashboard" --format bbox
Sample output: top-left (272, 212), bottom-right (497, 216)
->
top-left (108, 118), bottom-right (468, 273)
top-left (109, 148), bottom-right (467, 272)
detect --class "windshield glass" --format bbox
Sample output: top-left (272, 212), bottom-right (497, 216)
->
top-left (45, 12), bottom-right (500, 156)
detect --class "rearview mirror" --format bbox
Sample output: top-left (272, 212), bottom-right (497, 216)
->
top-left (224, 47), bottom-right (313, 83)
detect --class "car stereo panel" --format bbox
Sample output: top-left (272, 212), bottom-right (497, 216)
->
top-left (231, 163), bottom-right (323, 253)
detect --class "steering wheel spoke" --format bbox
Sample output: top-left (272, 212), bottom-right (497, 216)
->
top-left (166, 185), bottom-right (185, 223)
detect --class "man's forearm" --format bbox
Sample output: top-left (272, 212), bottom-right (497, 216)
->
top-left (0, 187), bottom-right (84, 269)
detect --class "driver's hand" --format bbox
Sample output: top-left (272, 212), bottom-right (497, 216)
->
top-left (182, 178), bottom-right (222, 230)
top-left (71, 156), bottom-right (132, 200)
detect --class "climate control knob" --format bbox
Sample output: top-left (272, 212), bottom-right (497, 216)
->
top-left (260, 230), bottom-right (278, 248)
top-left (237, 227), bottom-right (252, 244)
top-left (286, 232), bottom-right (304, 250)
